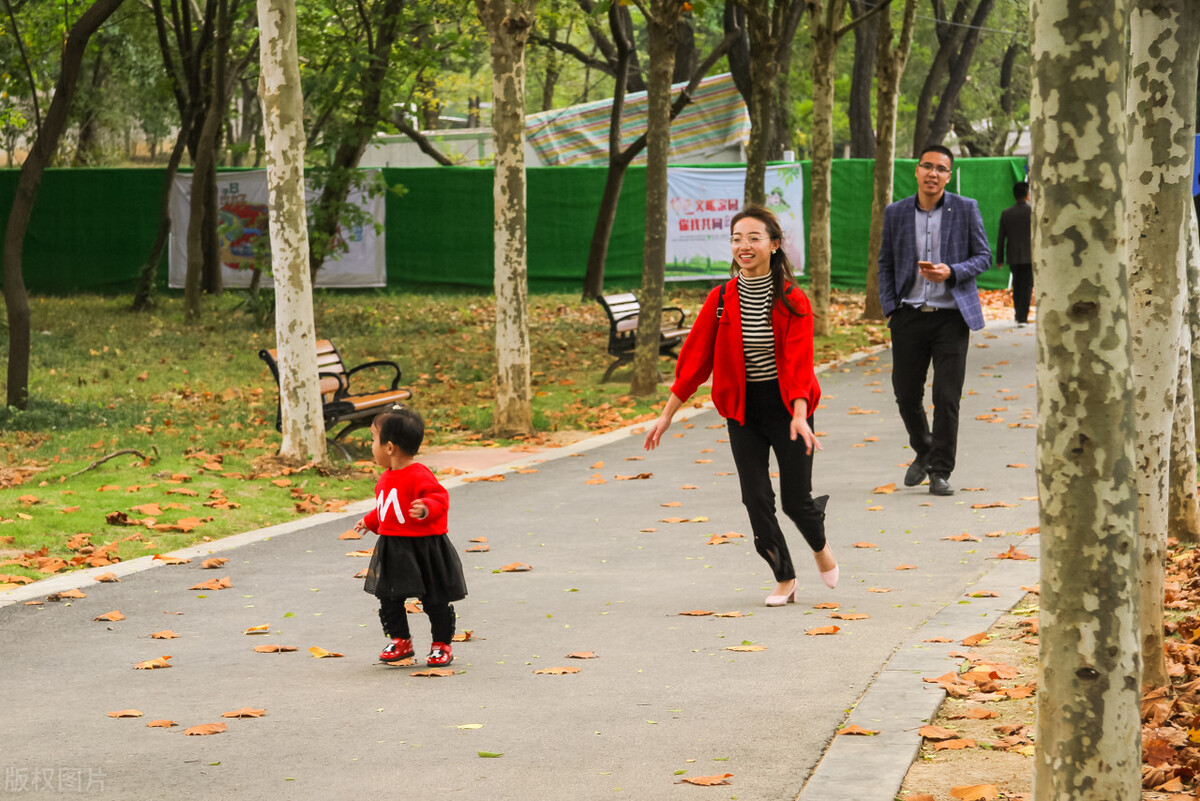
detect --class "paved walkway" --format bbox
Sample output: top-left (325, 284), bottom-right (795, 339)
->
top-left (1, 321), bottom-right (1040, 801)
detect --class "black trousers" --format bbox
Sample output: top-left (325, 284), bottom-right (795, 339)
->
top-left (379, 597), bottom-right (456, 643)
top-left (1009, 264), bottom-right (1033, 323)
top-left (889, 305), bottom-right (970, 478)
top-left (727, 379), bottom-right (829, 583)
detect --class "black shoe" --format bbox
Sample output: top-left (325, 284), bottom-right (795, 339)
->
top-left (929, 475), bottom-right (955, 496)
top-left (904, 458), bottom-right (929, 487)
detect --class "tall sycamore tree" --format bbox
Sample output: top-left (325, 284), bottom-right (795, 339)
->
top-left (475, 0), bottom-right (537, 436)
top-left (1127, 0), bottom-right (1199, 687)
top-left (1031, 0), bottom-right (1142, 797)
top-left (257, 0), bottom-right (327, 463)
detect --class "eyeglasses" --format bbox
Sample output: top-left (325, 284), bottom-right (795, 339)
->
top-left (730, 234), bottom-right (770, 245)
top-left (918, 162), bottom-right (952, 175)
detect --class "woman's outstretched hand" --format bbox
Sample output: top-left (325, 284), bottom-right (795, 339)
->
top-left (790, 416), bottom-right (822, 456)
top-left (644, 416), bottom-right (671, 451)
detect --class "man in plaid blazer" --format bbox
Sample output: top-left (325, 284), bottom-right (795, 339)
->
top-left (877, 144), bottom-right (992, 497)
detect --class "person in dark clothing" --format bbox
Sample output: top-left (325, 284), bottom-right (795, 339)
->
top-left (997, 181), bottom-right (1033, 326)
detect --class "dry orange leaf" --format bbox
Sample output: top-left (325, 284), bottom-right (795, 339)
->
top-left (680, 484), bottom-right (700, 490)
top-left (805, 625), bottom-right (841, 636)
top-left (411, 668), bottom-right (455, 677)
top-left (992, 545), bottom-right (1033, 561)
top-left (17, 494), bottom-right (39, 505)
top-left (962, 632), bottom-right (990, 646)
top-left (244, 624), bottom-right (270, 635)
top-left (949, 784), bottom-right (997, 800)
top-left (93, 572), bottom-right (120, 583)
top-left (146, 720), bottom-right (177, 728)
top-left (222, 708), bottom-right (266, 718)
top-left (309, 646), bottom-right (344, 659)
top-left (465, 544), bottom-right (490, 552)
top-left (94, 610), bottom-right (125, 622)
top-left (933, 739), bottom-right (977, 751)
top-left (584, 477), bottom-right (607, 485)
top-left (345, 548), bottom-right (374, 557)
top-left (534, 666), bottom-right (582, 674)
top-left (873, 483), bottom-right (896, 494)
top-left (183, 722), bottom-right (227, 736)
top-left (894, 564), bottom-right (918, 570)
top-left (1005, 463), bottom-right (1027, 469)
top-left (271, 479), bottom-right (291, 487)
top-left (838, 724), bottom-right (880, 736)
top-left (661, 501), bottom-right (682, 507)
top-left (615, 473), bottom-right (653, 480)
top-left (919, 725), bottom-right (961, 740)
top-left (678, 610), bottom-right (714, 616)
top-left (904, 795), bottom-right (936, 801)
top-left (470, 536), bottom-right (488, 543)
top-left (854, 542), bottom-right (878, 549)
top-left (134, 655), bottom-right (172, 670)
top-left (515, 468), bottom-right (539, 474)
top-left (200, 558), bottom-right (228, 569)
top-left (152, 554), bottom-right (190, 565)
top-left (813, 602), bottom-right (840, 609)
top-left (972, 501), bottom-right (1018, 509)
top-left (189, 576), bottom-right (231, 591)
top-left (131, 503), bottom-right (163, 516)
top-left (923, 636), bottom-right (953, 643)
top-left (151, 630), bottom-right (180, 639)
top-left (723, 645), bottom-right (766, 652)
top-left (451, 630), bottom-right (475, 642)
top-left (500, 563), bottom-right (532, 572)
top-left (566, 651), bottom-right (598, 659)
top-left (463, 474), bottom-right (506, 483)
top-left (254, 644), bottom-right (298, 653)
top-left (958, 708), bottom-right (999, 720)
top-left (830, 612), bottom-right (870, 621)
top-left (590, 461), bottom-right (604, 469)
top-left (680, 774), bottom-right (732, 786)
top-left (867, 587), bottom-right (893, 593)
top-left (107, 709), bottom-right (143, 718)
top-left (338, 529), bottom-right (363, 540)
top-left (714, 611), bottom-right (745, 618)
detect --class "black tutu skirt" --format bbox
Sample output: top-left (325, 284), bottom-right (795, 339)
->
top-left (363, 534), bottom-right (467, 604)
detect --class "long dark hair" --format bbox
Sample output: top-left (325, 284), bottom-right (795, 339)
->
top-left (729, 205), bottom-right (803, 316)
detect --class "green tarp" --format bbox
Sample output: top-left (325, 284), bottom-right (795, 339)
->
top-left (0, 156), bottom-right (1025, 294)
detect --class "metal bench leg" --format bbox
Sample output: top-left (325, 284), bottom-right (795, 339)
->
top-left (602, 354), bottom-right (632, 383)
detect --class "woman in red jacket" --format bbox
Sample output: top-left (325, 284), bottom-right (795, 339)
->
top-left (644, 205), bottom-right (837, 606)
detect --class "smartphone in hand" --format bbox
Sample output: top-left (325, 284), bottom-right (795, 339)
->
top-left (918, 260), bottom-right (933, 271)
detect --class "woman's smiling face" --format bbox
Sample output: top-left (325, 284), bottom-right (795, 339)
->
top-left (730, 217), bottom-right (777, 277)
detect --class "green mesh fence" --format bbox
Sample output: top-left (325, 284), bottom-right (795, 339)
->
top-left (0, 156), bottom-right (1024, 294)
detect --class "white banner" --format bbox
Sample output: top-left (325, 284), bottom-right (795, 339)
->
top-left (665, 164), bottom-right (805, 277)
top-left (168, 169), bottom-right (386, 289)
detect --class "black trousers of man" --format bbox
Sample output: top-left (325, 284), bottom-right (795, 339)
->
top-left (1009, 263), bottom-right (1033, 324)
top-left (889, 305), bottom-right (970, 479)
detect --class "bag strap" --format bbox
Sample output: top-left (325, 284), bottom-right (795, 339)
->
top-left (716, 281), bottom-right (727, 320)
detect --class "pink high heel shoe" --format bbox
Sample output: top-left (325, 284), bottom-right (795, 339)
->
top-left (765, 579), bottom-right (797, 607)
top-left (815, 545), bottom-right (839, 589)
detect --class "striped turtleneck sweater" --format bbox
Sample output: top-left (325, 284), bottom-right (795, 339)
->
top-left (738, 272), bottom-right (777, 382)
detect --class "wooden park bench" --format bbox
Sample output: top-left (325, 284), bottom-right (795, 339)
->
top-left (596, 293), bottom-right (691, 383)
top-left (259, 339), bottom-right (413, 459)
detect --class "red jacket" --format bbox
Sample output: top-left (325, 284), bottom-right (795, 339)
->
top-left (362, 463), bottom-right (449, 537)
top-left (671, 278), bottom-right (821, 425)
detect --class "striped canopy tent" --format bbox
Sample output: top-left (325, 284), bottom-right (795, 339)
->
top-left (525, 72), bottom-right (750, 167)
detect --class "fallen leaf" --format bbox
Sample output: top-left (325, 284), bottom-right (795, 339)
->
top-left (183, 722), bottom-right (227, 736)
top-left (614, 473), bottom-right (653, 480)
top-left (254, 644), bottom-right (298, 653)
top-left (714, 611), bottom-right (745, 618)
top-left (200, 558), bottom-right (228, 569)
top-left (867, 587), bottom-right (893, 593)
top-left (894, 564), bottom-right (918, 570)
top-left (534, 666), bottom-right (582, 674)
top-left (477, 751), bottom-right (503, 758)
top-left (93, 572), bottom-right (120, 583)
top-left (873, 483), bottom-right (896, 494)
top-left (345, 549), bottom-right (374, 557)
top-left (962, 632), bottom-right (990, 646)
top-left (566, 651), bottom-right (598, 659)
top-left (308, 646), bottom-right (344, 659)
top-left (943, 532), bottom-right (980, 542)
top-left (1005, 463), bottom-right (1027, 469)
top-left (904, 795), bottom-right (937, 801)
top-left (465, 544), bottom-right (491, 552)
top-left (723, 645), bottom-right (766, 652)
top-left (678, 610), bottom-right (714, 616)
top-left (590, 461), bottom-right (604, 469)
top-left (679, 774), bottom-right (732, 786)
top-left (919, 725), bottom-right (961, 740)
top-left (107, 709), bottom-right (142, 718)
top-left (992, 545), bottom-right (1033, 561)
top-left (152, 554), bottom-right (190, 565)
top-left (47, 588), bottom-right (86, 601)
top-left (500, 563), bottom-right (532, 572)
top-left (661, 501), bottom-right (682, 507)
top-left (189, 576), bottom-right (232, 591)
top-left (470, 537), bottom-right (488, 543)
top-left (923, 637), bottom-right (953, 643)
top-left (854, 542), bottom-right (878, 548)
top-left (933, 739), bottom-right (977, 751)
top-left (338, 529), bottom-right (363, 540)
top-left (972, 501), bottom-right (1018, 509)
top-left (411, 668), bottom-right (455, 677)
top-left (805, 626), bottom-right (840, 636)
top-left (134, 655), bottom-right (173, 670)
top-left (463, 474), bottom-right (506, 483)
top-left (222, 708), bottom-right (266, 718)
top-left (244, 625), bottom-right (270, 635)
top-left (830, 612), bottom-right (870, 621)
top-left (146, 720), bottom-right (177, 728)
top-left (94, 610), bottom-right (125, 622)
top-left (838, 724), bottom-right (880, 736)
top-left (813, 602), bottom-right (840, 609)
top-left (131, 503), bottom-right (163, 516)
top-left (949, 784), bottom-right (997, 800)
top-left (452, 630), bottom-right (475, 642)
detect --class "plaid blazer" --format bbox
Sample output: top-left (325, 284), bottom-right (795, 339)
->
top-left (877, 191), bottom-right (993, 331)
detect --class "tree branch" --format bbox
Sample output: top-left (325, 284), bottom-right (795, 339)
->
top-left (394, 115), bottom-right (454, 165)
top-left (64, 447), bottom-right (159, 479)
top-left (837, 0), bottom-right (893, 39)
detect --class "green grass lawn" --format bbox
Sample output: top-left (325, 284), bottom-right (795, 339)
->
top-left (0, 286), bottom-right (884, 586)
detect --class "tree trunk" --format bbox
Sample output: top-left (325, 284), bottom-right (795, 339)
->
top-left (307, 0), bottom-right (406, 280)
top-left (475, 0), bottom-right (536, 436)
top-left (1031, 0), bottom-right (1141, 796)
top-left (864, 0), bottom-right (917, 322)
top-left (1128, 0), bottom-right (1195, 689)
top-left (847, 0), bottom-right (878, 158)
top-left (72, 43), bottom-right (108, 166)
top-left (807, 0), bottom-right (847, 337)
top-left (630, 0), bottom-right (681, 396)
top-left (911, 0), bottom-right (968, 155)
top-left (3, 0), bottom-right (125, 410)
top-left (925, 0), bottom-right (995, 146)
top-left (256, 0), bottom-right (327, 464)
top-left (132, 106), bottom-right (194, 311)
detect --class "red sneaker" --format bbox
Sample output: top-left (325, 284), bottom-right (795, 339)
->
top-left (379, 637), bottom-right (414, 662)
top-left (426, 642), bottom-right (453, 667)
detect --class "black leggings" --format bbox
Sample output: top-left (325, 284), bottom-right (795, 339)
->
top-left (726, 380), bottom-right (829, 583)
top-left (379, 597), bottom-right (456, 643)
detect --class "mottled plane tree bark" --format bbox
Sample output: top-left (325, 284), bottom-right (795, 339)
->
top-left (1031, 0), bottom-right (1141, 797)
